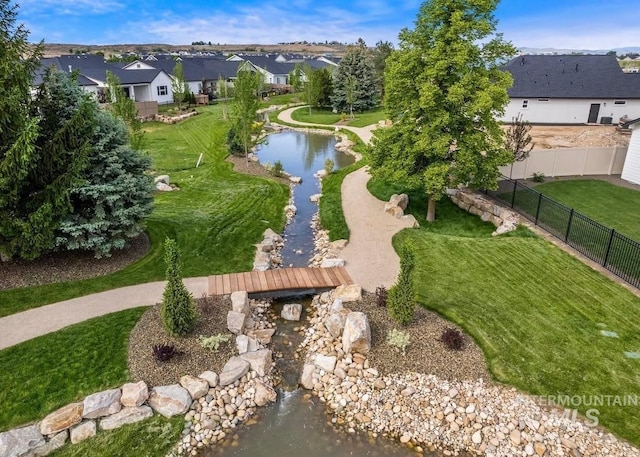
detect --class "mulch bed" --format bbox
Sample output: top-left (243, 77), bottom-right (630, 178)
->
top-left (225, 154), bottom-right (291, 185)
top-left (0, 234), bottom-right (150, 290)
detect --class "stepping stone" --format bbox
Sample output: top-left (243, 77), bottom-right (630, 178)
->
top-left (624, 352), bottom-right (640, 359)
top-left (600, 330), bottom-right (619, 338)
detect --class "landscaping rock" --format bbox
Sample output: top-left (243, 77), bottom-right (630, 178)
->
top-left (70, 421), bottom-right (96, 444)
top-left (240, 349), bottom-right (272, 377)
top-left (281, 303), bottom-right (302, 321)
top-left (227, 310), bottom-right (246, 335)
top-left (342, 312), bottom-right (371, 355)
top-left (148, 385), bottom-right (192, 417)
top-left (219, 357), bottom-right (251, 386)
top-left (325, 310), bottom-right (348, 338)
top-left (99, 406), bottom-right (153, 431)
top-left (247, 328), bottom-right (276, 344)
top-left (289, 176), bottom-right (302, 184)
top-left (236, 334), bottom-right (260, 354)
top-left (384, 204), bottom-right (405, 218)
top-left (390, 193), bottom-right (409, 210)
top-left (40, 402), bottom-right (83, 435)
top-left (263, 228), bottom-right (283, 244)
top-left (82, 388), bottom-right (121, 419)
top-left (314, 354), bottom-right (337, 373)
top-left (179, 375), bottom-right (209, 400)
top-left (320, 258), bottom-right (346, 268)
top-left (333, 284), bottom-right (362, 302)
top-left (310, 193), bottom-right (322, 203)
top-left (155, 182), bottom-right (173, 192)
top-left (0, 424), bottom-right (45, 457)
top-left (253, 379), bottom-right (277, 407)
top-left (231, 291), bottom-right (250, 315)
top-left (198, 371), bottom-right (219, 388)
top-left (120, 381), bottom-right (148, 407)
top-left (315, 169), bottom-right (328, 178)
top-left (154, 175), bottom-right (170, 185)
top-left (33, 431), bottom-right (67, 456)
top-left (300, 364), bottom-right (316, 390)
top-left (401, 215), bottom-right (420, 228)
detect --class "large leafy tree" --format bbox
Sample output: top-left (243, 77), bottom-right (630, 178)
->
top-left (308, 67), bottom-right (333, 109)
top-left (171, 61), bottom-right (188, 110)
top-left (331, 39), bottom-right (378, 113)
top-left (370, 40), bottom-right (394, 99)
top-left (0, 0), bottom-right (42, 259)
top-left (369, 0), bottom-right (516, 221)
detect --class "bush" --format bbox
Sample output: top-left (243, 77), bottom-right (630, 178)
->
top-left (439, 328), bottom-right (464, 351)
top-left (152, 344), bottom-right (182, 362)
top-left (386, 328), bottom-right (410, 355)
top-left (272, 160), bottom-right (284, 177)
top-left (532, 171), bottom-right (546, 183)
top-left (375, 285), bottom-right (388, 307)
top-left (324, 158), bottom-right (335, 175)
top-left (161, 238), bottom-right (197, 336)
top-left (198, 333), bottom-right (232, 351)
top-left (227, 126), bottom-right (244, 155)
top-left (387, 243), bottom-right (416, 326)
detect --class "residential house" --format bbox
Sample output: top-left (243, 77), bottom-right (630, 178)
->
top-left (621, 118), bottom-right (640, 185)
top-left (502, 55), bottom-right (640, 124)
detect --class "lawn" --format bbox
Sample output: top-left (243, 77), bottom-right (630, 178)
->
top-left (0, 106), bottom-right (289, 317)
top-left (531, 179), bottom-right (640, 241)
top-left (0, 308), bottom-right (145, 431)
top-left (370, 177), bottom-right (640, 446)
top-left (290, 106), bottom-right (386, 127)
top-left (259, 92), bottom-right (304, 108)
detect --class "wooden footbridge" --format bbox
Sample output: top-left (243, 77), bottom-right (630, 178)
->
top-left (208, 267), bottom-right (353, 296)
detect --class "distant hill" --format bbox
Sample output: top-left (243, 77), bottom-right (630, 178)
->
top-left (519, 46), bottom-right (640, 55)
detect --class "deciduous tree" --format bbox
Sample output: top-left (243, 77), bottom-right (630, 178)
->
top-left (171, 62), bottom-right (188, 110)
top-left (369, 0), bottom-right (515, 221)
top-left (505, 113), bottom-right (534, 178)
top-left (106, 71), bottom-right (145, 151)
top-left (308, 67), bottom-right (333, 109)
top-left (229, 69), bottom-right (262, 157)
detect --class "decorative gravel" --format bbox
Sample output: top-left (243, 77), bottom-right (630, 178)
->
top-left (348, 292), bottom-right (492, 382)
top-left (127, 295), bottom-right (236, 387)
top-left (0, 234), bottom-right (149, 290)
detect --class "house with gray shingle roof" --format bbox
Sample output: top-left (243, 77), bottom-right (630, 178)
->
top-left (501, 55), bottom-right (640, 124)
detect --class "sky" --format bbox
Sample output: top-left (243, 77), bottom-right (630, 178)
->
top-left (16, 0), bottom-right (639, 51)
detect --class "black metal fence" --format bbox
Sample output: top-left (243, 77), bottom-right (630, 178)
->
top-left (486, 177), bottom-right (640, 289)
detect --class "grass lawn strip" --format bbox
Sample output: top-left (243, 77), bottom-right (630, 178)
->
top-left (290, 106), bottom-right (386, 128)
top-left (0, 308), bottom-right (146, 431)
top-left (0, 106), bottom-right (289, 317)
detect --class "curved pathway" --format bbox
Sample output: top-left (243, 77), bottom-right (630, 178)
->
top-left (278, 106), bottom-right (414, 290)
top-left (0, 105), bottom-right (408, 350)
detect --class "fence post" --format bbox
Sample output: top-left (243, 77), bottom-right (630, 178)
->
top-left (565, 209), bottom-right (574, 242)
top-left (534, 193), bottom-right (542, 225)
top-left (603, 228), bottom-right (616, 267)
top-left (510, 179), bottom-right (517, 208)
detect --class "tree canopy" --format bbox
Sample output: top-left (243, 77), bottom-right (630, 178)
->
top-left (228, 69), bottom-right (262, 156)
top-left (369, 0), bottom-right (516, 221)
top-left (331, 39), bottom-right (379, 114)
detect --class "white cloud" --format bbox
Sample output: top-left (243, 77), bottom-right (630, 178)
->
top-left (20, 0), bottom-right (124, 16)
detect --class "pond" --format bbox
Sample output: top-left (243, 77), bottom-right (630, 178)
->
top-left (255, 131), bottom-right (355, 267)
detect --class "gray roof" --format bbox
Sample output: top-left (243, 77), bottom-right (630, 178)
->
top-left (504, 55), bottom-right (640, 99)
top-left (149, 59), bottom-right (242, 81)
top-left (235, 55), bottom-right (293, 75)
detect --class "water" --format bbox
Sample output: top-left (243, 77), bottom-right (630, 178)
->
top-left (255, 131), bottom-right (355, 266)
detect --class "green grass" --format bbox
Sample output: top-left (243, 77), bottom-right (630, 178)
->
top-left (532, 179), bottom-right (640, 241)
top-left (0, 106), bottom-right (288, 317)
top-left (369, 177), bottom-right (640, 446)
top-left (344, 107), bottom-right (387, 127)
top-left (290, 107), bottom-right (386, 128)
top-left (0, 308), bottom-right (145, 431)
top-left (319, 161), bottom-right (366, 240)
top-left (259, 92), bottom-right (304, 108)
top-left (51, 416), bottom-right (183, 457)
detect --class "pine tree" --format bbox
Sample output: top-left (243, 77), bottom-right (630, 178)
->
top-left (388, 243), bottom-right (416, 326)
top-left (331, 39), bottom-right (378, 113)
top-left (161, 238), bottom-right (197, 336)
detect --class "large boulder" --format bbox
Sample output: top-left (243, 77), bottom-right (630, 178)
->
top-left (82, 389), bottom-right (121, 419)
top-left (342, 312), bottom-right (371, 355)
top-left (219, 357), bottom-right (251, 386)
top-left (227, 310), bottom-right (246, 335)
top-left (231, 291), bottom-right (250, 315)
top-left (320, 258), bottom-right (345, 268)
top-left (281, 303), bottom-right (302, 321)
top-left (390, 193), bottom-right (409, 210)
top-left (148, 385), bottom-right (192, 417)
top-left (333, 284), bottom-right (362, 302)
top-left (384, 204), bottom-right (404, 218)
top-left (236, 334), bottom-right (260, 354)
top-left (325, 310), bottom-right (349, 338)
top-left (198, 371), bottom-right (219, 388)
top-left (32, 431), bottom-right (67, 456)
top-left (155, 182), bottom-right (173, 192)
top-left (0, 425), bottom-right (45, 457)
top-left (253, 379), bottom-right (277, 407)
top-left (263, 228), bottom-right (283, 244)
top-left (253, 251), bottom-right (271, 271)
top-left (179, 375), bottom-right (209, 400)
top-left (314, 354), bottom-right (337, 373)
top-left (99, 406), bottom-right (154, 431)
top-left (40, 402), bottom-right (83, 435)
top-left (70, 421), bottom-right (96, 444)
top-left (154, 175), bottom-right (170, 185)
top-left (120, 381), bottom-right (148, 407)
top-left (247, 328), bottom-right (276, 344)
top-left (240, 349), bottom-right (273, 377)
top-left (299, 364), bottom-right (316, 390)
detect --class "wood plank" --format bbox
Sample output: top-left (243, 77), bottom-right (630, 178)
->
top-left (236, 273), bottom-right (246, 292)
top-left (298, 268), bottom-right (313, 288)
top-left (292, 268), bottom-right (306, 289)
top-left (307, 268), bottom-right (322, 287)
top-left (232, 273), bottom-right (241, 293)
top-left (257, 271), bottom-right (269, 291)
top-left (222, 274), bottom-right (232, 295)
top-left (274, 269), bottom-right (287, 290)
top-left (243, 272), bottom-right (256, 293)
top-left (284, 268), bottom-right (300, 289)
top-left (337, 267), bottom-right (354, 285)
top-left (318, 268), bottom-right (335, 287)
top-left (324, 267), bottom-right (341, 286)
top-left (265, 270), bottom-right (277, 290)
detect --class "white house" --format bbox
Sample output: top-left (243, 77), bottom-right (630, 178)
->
top-left (501, 55), bottom-right (640, 124)
top-left (621, 118), bottom-right (640, 185)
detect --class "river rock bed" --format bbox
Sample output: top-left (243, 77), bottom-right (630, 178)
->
top-left (297, 291), bottom-right (640, 457)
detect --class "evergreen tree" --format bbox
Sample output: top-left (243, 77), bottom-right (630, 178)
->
top-left (331, 39), bottom-right (378, 113)
top-left (161, 238), bottom-right (197, 336)
top-left (308, 67), bottom-right (333, 108)
top-left (369, 0), bottom-right (515, 221)
top-left (57, 109), bottom-right (154, 257)
top-left (388, 243), bottom-right (416, 326)
top-left (371, 40), bottom-right (394, 99)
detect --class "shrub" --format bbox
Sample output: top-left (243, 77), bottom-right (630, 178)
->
top-left (198, 333), bottom-right (232, 351)
top-left (532, 171), bottom-right (546, 183)
top-left (375, 285), bottom-right (388, 307)
top-left (161, 238), bottom-right (197, 336)
top-left (388, 243), bottom-right (416, 326)
top-left (386, 328), bottom-right (410, 355)
top-left (440, 328), bottom-right (464, 351)
top-left (272, 160), bottom-right (284, 177)
top-left (324, 158), bottom-right (335, 175)
top-left (152, 344), bottom-right (182, 362)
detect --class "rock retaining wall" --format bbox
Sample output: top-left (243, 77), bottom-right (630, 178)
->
top-left (297, 290), bottom-right (640, 457)
top-left (448, 189), bottom-right (520, 236)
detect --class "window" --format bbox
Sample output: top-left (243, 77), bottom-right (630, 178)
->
top-left (157, 85), bottom-right (168, 96)
top-left (522, 100), bottom-right (529, 109)
top-left (537, 98), bottom-right (549, 102)
top-left (614, 100), bottom-right (626, 105)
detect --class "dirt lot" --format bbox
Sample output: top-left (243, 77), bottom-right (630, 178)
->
top-left (526, 125), bottom-right (631, 149)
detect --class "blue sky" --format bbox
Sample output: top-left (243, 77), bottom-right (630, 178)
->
top-left (18, 0), bottom-right (638, 50)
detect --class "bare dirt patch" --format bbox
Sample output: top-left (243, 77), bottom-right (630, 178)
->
top-left (525, 125), bottom-right (630, 149)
